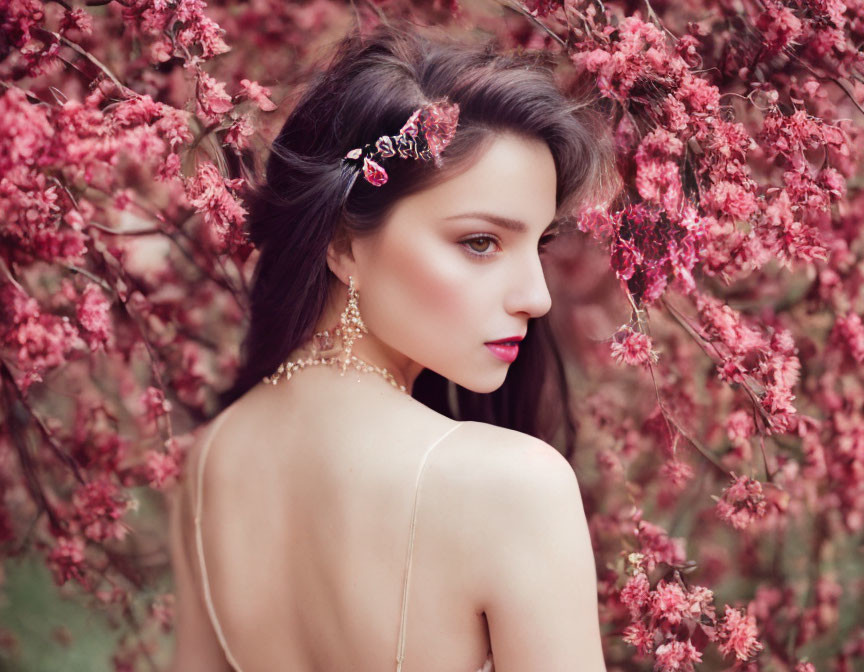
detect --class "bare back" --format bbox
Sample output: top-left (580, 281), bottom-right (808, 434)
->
top-left (174, 366), bottom-right (503, 672)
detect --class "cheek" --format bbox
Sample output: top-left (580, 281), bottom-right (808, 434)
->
top-left (366, 234), bottom-right (480, 350)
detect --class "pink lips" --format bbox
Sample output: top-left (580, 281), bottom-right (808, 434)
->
top-left (485, 343), bottom-right (519, 362)
top-left (484, 335), bottom-right (524, 363)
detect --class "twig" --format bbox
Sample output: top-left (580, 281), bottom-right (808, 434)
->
top-left (33, 27), bottom-right (129, 94)
top-left (493, 0), bottom-right (567, 48)
top-left (1, 360), bottom-right (87, 484)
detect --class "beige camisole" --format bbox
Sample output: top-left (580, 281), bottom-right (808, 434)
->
top-left (193, 410), bottom-right (495, 671)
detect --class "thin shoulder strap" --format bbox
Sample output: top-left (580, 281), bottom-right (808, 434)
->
top-left (193, 403), bottom-right (244, 672)
top-left (395, 421), bottom-right (465, 672)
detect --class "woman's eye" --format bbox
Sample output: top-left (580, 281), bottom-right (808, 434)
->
top-left (460, 236), bottom-right (499, 258)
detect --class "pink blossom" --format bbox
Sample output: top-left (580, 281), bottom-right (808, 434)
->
top-left (47, 536), bottom-right (87, 587)
top-left (623, 621), bottom-right (656, 656)
top-left (650, 580), bottom-right (690, 626)
top-left (71, 477), bottom-right (133, 542)
top-left (704, 181), bottom-right (758, 220)
top-left (654, 639), bottom-right (703, 672)
top-left (76, 284), bottom-right (112, 352)
top-left (831, 313), bottom-right (864, 363)
top-left (717, 606), bottom-right (763, 661)
top-left (716, 473), bottom-right (768, 530)
top-left (620, 571), bottom-right (651, 618)
top-left (184, 161), bottom-right (249, 252)
top-left (0, 283), bottom-right (84, 394)
top-left (635, 519), bottom-right (688, 570)
top-left (611, 327), bottom-right (658, 366)
top-left (150, 594), bottom-right (175, 633)
top-left (726, 409), bottom-right (756, 441)
top-left (141, 386), bottom-right (172, 424)
top-left (238, 79), bottom-right (277, 112)
top-left (144, 450), bottom-right (181, 490)
top-left (224, 115), bottom-right (255, 150)
top-left (635, 160), bottom-right (683, 212)
top-left (756, 4), bottom-right (803, 53)
top-left (660, 459), bottom-right (694, 489)
top-left (59, 8), bottom-right (93, 37)
top-left (195, 71), bottom-right (234, 125)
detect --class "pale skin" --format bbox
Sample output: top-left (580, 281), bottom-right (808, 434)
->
top-left (167, 131), bottom-right (608, 671)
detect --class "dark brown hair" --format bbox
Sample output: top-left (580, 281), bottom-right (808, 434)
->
top-left (218, 20), bottom-right (618, 459)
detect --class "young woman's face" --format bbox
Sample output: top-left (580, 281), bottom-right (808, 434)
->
top-left (348, 131), bottom-right (558, 393)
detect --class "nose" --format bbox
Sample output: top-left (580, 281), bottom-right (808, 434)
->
top-left (504, 252), bottom-right (552, 319)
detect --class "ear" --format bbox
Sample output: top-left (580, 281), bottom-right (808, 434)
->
top-left (325, 227), bottom-right (356, 286)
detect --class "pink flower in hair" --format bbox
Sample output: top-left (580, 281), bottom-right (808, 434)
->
top-left (362, 156), bottom-right (388, 186)
top-left (422, 101), bottom-right (460, 163)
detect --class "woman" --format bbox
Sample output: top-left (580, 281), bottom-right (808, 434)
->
top-left (168, 19), bottom-right (618, 672)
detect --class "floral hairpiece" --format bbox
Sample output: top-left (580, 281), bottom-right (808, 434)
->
top-left (342, 100), bottom-right (460, 187)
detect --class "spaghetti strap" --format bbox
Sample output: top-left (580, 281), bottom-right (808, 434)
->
top-left (395, 421), bottom-right (465, 672)
top-left (193, 403), bottom-right (245, 672)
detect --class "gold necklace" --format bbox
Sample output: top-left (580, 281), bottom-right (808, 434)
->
top-left (262, 326), bottom-right (409, 395)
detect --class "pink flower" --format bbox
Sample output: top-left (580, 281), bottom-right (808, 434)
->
top-left (76, 284), bottom-right (112, 352)
top-left (0, 283), bottom-right (84, 394)
top-left (650, 580), bottom-right (690, 626)
top-left (704, 180), bottom-right (758, 220)
top-left (195, 71), bottom-right (234, 125)
top-left (611, 327), bottom-right (658, 366)
top-left (112, 95), bottom-right (162, 129)
top-left (47, 536), bottom-right (87, 587)
top-left (654, 639), bottom-right (703, 672)
top-left (184, 161), bottom-right (249, 252)
top-left (717, 605), bottom-right (763, 661)
top-left (620, 571), bottom-right (651, 618)
top-left (715, 473), bottom-right (768, 530)
top-left (756, 4), bottom-right (803, 53)
top-left (59, 8), bottom-right (93, 37)
top-left (224, 116), bottom-right (255, 150)
top-left (623, 621), bottom-right (656, 656)
top-left (144, 450), bottom-right (181, 490)
top-left (636, 519), bottom-right (688, 570)
top-left (238, 79), bottom-right (276, 112)
top-left (726, 409), bottom-right (756, 441)
top-left (362, 156), bottom-right (388, 186)
top-left (831, 313), bottom-right (864, 363)
top-left (635, 160), bottom-right (683, 212)
top-left (660, 459), bottom-right (694, 489)
top-left (141, 386), bottom-right (172, 424)
top-left (71, 477), bottom-right (133, 542)
top-left (150, 594), bottom-right (175, 633)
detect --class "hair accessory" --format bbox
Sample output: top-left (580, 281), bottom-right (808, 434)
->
top-left (342, 100), bottom-right (460, 187)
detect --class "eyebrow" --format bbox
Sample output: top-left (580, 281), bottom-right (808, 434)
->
top-left (443, 211), bottom-right (560, 234)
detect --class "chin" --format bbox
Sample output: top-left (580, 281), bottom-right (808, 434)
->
top-left (453, 370), bottom-right (509, 395)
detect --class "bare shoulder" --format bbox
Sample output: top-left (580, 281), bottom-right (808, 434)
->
top-left (449, 421), bottom-right (581, 499)
top-left (449, 422), bottom-right (605, 670)
top-left (445, 422), bottom-right (588, 582)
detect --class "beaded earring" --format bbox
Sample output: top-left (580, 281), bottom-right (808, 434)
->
top-left (338, 275), bottom-right (368, 373)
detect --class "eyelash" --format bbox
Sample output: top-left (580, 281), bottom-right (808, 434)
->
top-left (459, 233), bottom-right (558, 259)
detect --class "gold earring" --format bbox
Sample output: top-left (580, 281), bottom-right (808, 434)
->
top-left (338, 275), bottom-right (368, 373)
